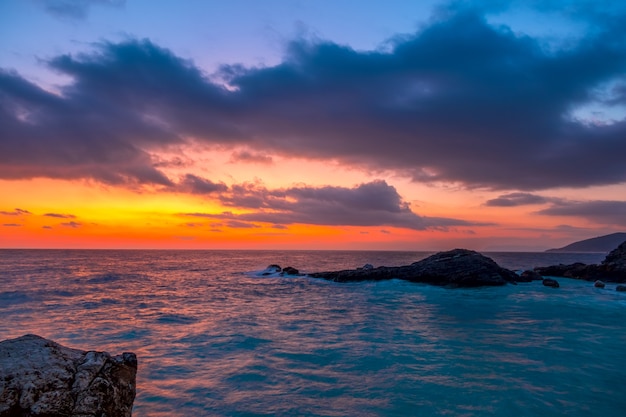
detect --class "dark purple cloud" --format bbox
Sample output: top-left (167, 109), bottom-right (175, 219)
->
top-left (1, 4), bottom-right (626, 191)
top-left (177, 174), bottom-right (228, 195)
top-left (2, 223), bottom-right (21, 227)
top-left (485, 192), bottom-right (552, 207)
top-left (536, 200), bottom-right (626, 226)
top-left (225, 220), bottom-right (261, 229)
top-left (185, 180), bottom-right (479, 230)
top-left (60, 221), bottom-right (82, 228)
top-left (43, 212), bottom-right (76, 219)
top-left (0, 208), bottom-right (31, 216)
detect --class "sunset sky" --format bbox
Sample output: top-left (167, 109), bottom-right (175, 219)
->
top-left (1, 0), bottom-right (625, 250)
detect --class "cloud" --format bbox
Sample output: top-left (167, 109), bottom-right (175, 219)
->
top-left (0, 46), bottom-right (182, 187)
top-left (183, 222), bottom-right (203, 227)
top-left (536, 200), bottom-right (626, 226)
top-left (44, 212), bottom-right (76, 219)
top-left (177, 174), bottom-right (228, 195)
top-left (230, 150), bottom-right (273, 164)
top-left (0, 208), bottom-right (31, 216)
top-left (2, 223), bottom-right (21, 227)
top-left (2, 6), bottom-right (626, 190)
top-left (185, 180), bottom-right (478, 230)
top-left (34, 0), bottom-right (125, 19)
top-left (484, 192), bottom-right (552, 207)
top-left (225, 220), bottom-right (261, 229)
top-left (61, 221), bottom-right (82, 228)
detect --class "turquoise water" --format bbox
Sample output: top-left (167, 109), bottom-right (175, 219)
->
top-left (1, 250), bottom-right (623, 416)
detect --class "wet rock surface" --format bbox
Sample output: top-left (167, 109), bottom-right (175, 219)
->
top-left (0, 334), bottom-right (137, 417)
top-left (309, 249), bottom-right (518, 287)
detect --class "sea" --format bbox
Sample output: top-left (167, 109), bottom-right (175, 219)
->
top-left (1, 249), bottom-right (624, 417)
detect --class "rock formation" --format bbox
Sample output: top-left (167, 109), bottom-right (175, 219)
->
top-left (535, 240), bottom-right (626, 283)
top-left (308, 249), bottom-right (519, 287)
top-left (281, 266), bottom-right (300, 275)
top-left (0, 334), bottom-right (137, 417)
top-left (542, 278), bottom-right (560, 288)
top-left (518, 270), bottom-right (543, 282)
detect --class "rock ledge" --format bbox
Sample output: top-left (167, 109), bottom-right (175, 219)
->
top-left (0, 334), bottom-right (137, 417)
top-left (535, 240), bottom-right (626, 283)
top-left (309, 248), bottom-right (518, 287)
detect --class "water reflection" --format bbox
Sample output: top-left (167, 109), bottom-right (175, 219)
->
top-left (1, 250), bottom-right (625, 416)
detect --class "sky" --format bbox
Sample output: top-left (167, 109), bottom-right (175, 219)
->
top-left (1, 0), bottom-right (625, 251)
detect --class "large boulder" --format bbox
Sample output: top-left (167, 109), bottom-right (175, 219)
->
top-left (309, 249), bottom-right (518, 287)
top-left (0, 334), bottom-right (137, 417)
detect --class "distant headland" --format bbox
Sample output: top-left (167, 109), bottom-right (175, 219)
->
top-left (546, 232), bottom-right (626, 253)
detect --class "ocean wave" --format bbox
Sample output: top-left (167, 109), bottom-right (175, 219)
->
top-left (155, 313), bottom-right (199, 324)
top-left (0, 290), bottom-right (35, 305)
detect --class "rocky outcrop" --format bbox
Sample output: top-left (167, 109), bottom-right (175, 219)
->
top-left (281, 266), bottom-right (300, 275)
top-left (0, 334), bottom-right (137, 417)
top-left (260, 265), bottom-right (301, 276)
top-left (542, 278), bottom-right (560, 288)
top-left (518, 270), bottom-right (543, 282)
top-left (308, 249), bottom-right (518, 287)
top-left (535, 241), bottom-right (626, 283)
top-left (602, 241), bottom-right (626, 277)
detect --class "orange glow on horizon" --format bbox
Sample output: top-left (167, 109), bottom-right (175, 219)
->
top-left (1, 176), bottom-right (618, 251)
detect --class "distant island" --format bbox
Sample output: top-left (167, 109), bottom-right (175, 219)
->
top-left (546, 232), bottom-right (626, 253)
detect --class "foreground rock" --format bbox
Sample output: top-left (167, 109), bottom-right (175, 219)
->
top-left (309, 249), bottom-right (518, 287)
top-left (535, 240), bottom-right (626, 283)
top-left (0, 334), bottom-right (137, 417)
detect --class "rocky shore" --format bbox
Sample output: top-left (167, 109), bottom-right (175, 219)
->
top-left (535, 241), bottom-right (626, 283)
top-left (266, 241), bottom-right (626, 289)
top-left (299, 249), bottom-right (518, 287)
top-left (0, 334), bottom-right (137, 417)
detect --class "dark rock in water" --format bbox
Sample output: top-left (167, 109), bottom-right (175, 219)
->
top-left (281, 266), bottom-right (300, 275)
top-left (519, 270), bottom-right (543, 282)
top-left (594, 280), bottom-right (606, 288)
top-left (535, 240), bottom-right (626, 283)
top-left (0, 334), bottom-right (137, 417)
top-left (262, 264), bottom-right (282, 275)
top-left (359, 264), bottom-right (374, 270)
top-left (616, 285), bottom-right (626, 292)
top-left (534, 262), bottom-right (590, 279)
top-left (542, 278), bottom-right (560, 288)
top-left (309, 249), bottom-right (518, 287)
